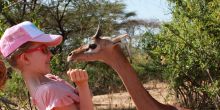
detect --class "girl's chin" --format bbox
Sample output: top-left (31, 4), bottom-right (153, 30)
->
top-left (47, 69), bottom-right (51, 73)
top-left (44, 68), bottom-right (51, 74)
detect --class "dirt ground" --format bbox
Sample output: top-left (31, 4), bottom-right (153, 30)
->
top-left (93, 80), bottom-right (177, 110)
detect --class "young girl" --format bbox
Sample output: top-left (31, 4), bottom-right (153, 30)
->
top-left (0, 21), bottom-right (93, 110)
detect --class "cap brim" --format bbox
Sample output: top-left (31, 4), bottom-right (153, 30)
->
top-left (31, 34), bottom-right (63, 47)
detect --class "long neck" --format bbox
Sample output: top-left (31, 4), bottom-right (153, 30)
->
top-left (106, 51), bottom-right (176, 110)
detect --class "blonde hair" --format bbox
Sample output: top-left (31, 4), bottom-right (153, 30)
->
top-left (0, 42), bottom-right (33, 89)
top-left (6, 42), bottom-right (32, 67)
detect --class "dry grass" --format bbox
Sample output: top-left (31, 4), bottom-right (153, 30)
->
top-left (93, 80), bottom-right (177, 110)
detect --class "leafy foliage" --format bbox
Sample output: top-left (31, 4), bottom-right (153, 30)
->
top-left (145, 0), bottom-right (220, 109)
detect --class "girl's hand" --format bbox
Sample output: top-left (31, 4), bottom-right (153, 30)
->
top-left (67, 69), bottom-right (88, 86)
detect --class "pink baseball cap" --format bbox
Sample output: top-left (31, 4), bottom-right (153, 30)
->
top-left (0, 21), bottom-right (63, 58)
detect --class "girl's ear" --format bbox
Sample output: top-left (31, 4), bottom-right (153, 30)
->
top-left (18, 53), bottom-right (30, 65)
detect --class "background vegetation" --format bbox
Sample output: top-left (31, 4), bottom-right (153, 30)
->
top-left (0, 0), bottom-right (219, 109)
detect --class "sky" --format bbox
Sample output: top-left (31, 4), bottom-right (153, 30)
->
top-left (123, 0), bottom-right (172, 21)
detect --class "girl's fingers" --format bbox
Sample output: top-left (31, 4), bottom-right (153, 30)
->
top-left (83, 70), bottom-right (88, 80)
top-left (79, 69), bottom-right (85, 80)
top-left (68, 69), bottom-right (88, 83)
top-left (75, 69), bottom-right (81, 81)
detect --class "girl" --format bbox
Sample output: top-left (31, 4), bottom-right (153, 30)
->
top-left (0, 21), bottom-right (93, 110)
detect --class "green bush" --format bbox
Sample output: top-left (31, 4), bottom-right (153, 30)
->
top-left (146, 0), bottom-right (220, 109)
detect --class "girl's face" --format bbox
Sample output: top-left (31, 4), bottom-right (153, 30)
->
top-left (19, 42), bottom-right (52, 75)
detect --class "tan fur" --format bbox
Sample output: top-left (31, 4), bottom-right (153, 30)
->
top-left (67, 27), bottom-right (190, 110)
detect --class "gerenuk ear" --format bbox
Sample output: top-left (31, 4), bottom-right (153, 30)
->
top-left (112, 34), bottom-right (128, 44)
